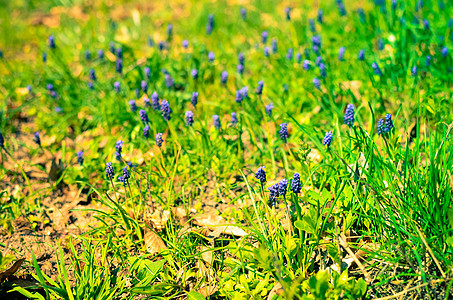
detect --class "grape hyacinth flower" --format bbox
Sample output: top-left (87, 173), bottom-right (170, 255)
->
top-left (287, 48), bottom-right (293, 60)
top-left (191, 69), bottom-right (198, 79)
top-left (338, 47), bottom-right (345, 61)
top-left (161, 100), bottom-right (171, 121)
top-left (182, 40), bottom-right (189, 49)
top-left (291, 173), bottom-right (301, 194)
top-left (265, 103), bottom-right (274, 117)
top-left (392, 0), bottom-right (397, 10)
top-left (109, 42), bottom-right (115, 53)
top-left (116, 59), bottom-right (123, 74)
top-left (235, 90), bottom-right (243, 103)
top-left (309, 19), bottom-right (316, 32)
top-left (238, 52), bottom-right (245, 65)
top-left (208, 51), bottom-right (215, 62)
top-left (384, 114), bottom-right (394, 133)
top-left (144, 67), bottom-right (151, 79)
top-left (151, 92), bottom-right (160, 110)
top-left (148, 37), bottom-right (154, 47)
top-left (278, 179), bottom-right (288, 197)
top-left (167, 23), bottom-right (173, 38)
top-left (377, 118), bottom-right (385, 136)
top-left (191, 92), bottom-right (198, 108)
top-left (264, 47), bottom-right (270, 57)
top-left (240, 7), bottom-right (247, 20)
top-left (85, 50), bottom-right (91, 60)
top-left (88, 82), bottom-right (94, 90)
top-left (237, 64), bottom-right (244, 74)
top-left (268, 184), bottom-right (279, 207)
top-left (48, 35), bottom-right (56, 49)
top-left (303, 60), bottom-right (310, 71)
top-left (106, 162), bottom-right (115, 180)
top-left (261, 31), bottom-right (268, 44)
top-left (141, 80), bottom-right (148, 93)
top-left (255, 166), bottom-right (266, 187)
top-left (123, 166), bottom-right (130, 182)
top-left (296, 53), bottom-right (302, 63)
top-left (206, 14), bottom-right (214, 34)
top-left (285, 7), bottom-right (291, 20)
top-left (156, 133), bottom-right (164, 147)
top-left (158, 41), bottom-right (166, 51)
top-left (139, 109), bottom-right (149, 124)
top-left (272, 39), bottom-right (278, 53)
top-left (116, 47), bottom-right (123, 59)
top-left (313, 77), bottom-right (321, 90)
top-left (221, 71), bottom-right (228, 84)
top-left (358, 49), bottom-right (365, 61)
top-left (426, 55), bottom-right (432, 66)
top-left (114, 81), bottom-right (120, 93)
top-left (213, 115), bottom-right (221, 130)
top-left (323, 131), bottom-right (333, 147)
top-left (185, 110), bottom-right (194, 127)
top-left (0, 131), bottom-right (4, 148)
top-left (143, 125), bottom-right (150, 138)
top-left (316, 56), bottom-right (323, 66)
top-left (423, 19), bottom-right (430, 31)
top-left (240, 86), bottom-right (248, 99)
top-left (372, 62), bottom-right (382, 76)
top-left (115, 140), bottom-right (123, 161)
top-left (33, 132), bottom-right (41, 146)
top-left (338, 2), bottom-right (347, 16)
top-left (142, 96), bottom-right (150, 107)
top-left (256, 80), bottom-right (264, 95)
top-left (344, 104), bottom-right (355, 127)
top-left (77, 151), bottom-right (84, 166)
top-left (442, 47), bottom-right (448, 57)
top-left (317, 9), bottom-right (324, 23)
top-left (165, 74), bottom-right (174, 88)
top-left (89, 69), bottom-right (96, 81)
top-left (118, 176), bottom-right (126, 187)
top-left (411, 66), bottom-right (417, 77)
top-left (98, 49), bottom-right (104, 59)
top-left (231, 112), bottom-right (238, 126)
top-left (280, 123), bottom-right (288, 143)
top-left (320, 63), bottom-right (326, 78)
top-left (129, 100), bottom-right (137, 112)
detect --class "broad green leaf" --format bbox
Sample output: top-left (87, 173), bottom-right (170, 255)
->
top-left (187, 291), bottom-right (206, 300)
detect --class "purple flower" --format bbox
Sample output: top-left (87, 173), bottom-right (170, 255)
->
top-left (344, 104), bottom-right (355, 127)
top-left (272, 39), bottom-right (278, 53)
top-left (264, 47), bottom-right (270, 57)
top-left (384, 114), bottom-right (394, 133)
top-left (85, 50), bottom-right (91, 60)
top-left (161, 100), bottom-right (171, 121)
top-left (191, 92), bottom-right (199, 108)
top-left (129, 100), bottom-right (137, 112)
top-left (338, 2), bottom-right (347, 16)
top-left (358, 49), bottom-right (365, 61)
top-left (151, 92), bottom-right (160, 110)
top-left (303, 60), bottom-right (310, 71)
top-left (98, 49), bottom-right (104, 59)
top-left (261, 31), bottom-right (268, 44)
top-left (442, 47), bottom-right (448, 57)
top-left (206, 14), bottom-right (214, 34)
top-left (106, 162), bottom-right (114, 180)
top-left (309, 19), bottom-right (316, 32)
top-left (76, 151), bottom-right (84, 166)
top-left (213, 115), bottom-right (221, 130)
top-left (317, 9), bottom-right (324, 23)
top-left (115, 140), bottom-right (124, 161)
top-left (287, 48), bottom-right (293, 60)
top-left (185, 110), bottom-right (194, 126)
top-left (423, 19), bottom-right (430, 30)
top-left (109, 42), bottom-right (115, 53)
top-left (319, 63), bottom-right (326, 78)
top-left (208, 51), bottom-right (215, 62)
top-left (89, 69), bottom-right (96, 81)
top-left (118, 176), bottom-right (126, 187)
top-left (372, 62), bottom-right (382, 76)
top-left (116, 59), bottom-right (123, 74)
top-left (240, 8), bottom-right (247, 20)
top-left (426, 55), bottom-right (432, 66)
top-left (0, 131), bottom-right (4, 148)
top-left (291, 173), bottom-right (301, 193)
top-left (255, 166), bottom-right (266, 184)
top-left (265, 103), bottom-right (274, 117)
top-left (256, 80), bottom-right (264, 95)
top-left (338, 47), bottom-right (345, 61)
top-left (156, 133), bottom-right (164, 147)
top-left (143, 125), bottom-right (150, 138)
top-left (237, 64), bottom-right (244, 74)
top-left (238, 52), bottom-right (245, 65)
top-left (88, 82), bottom-right (94, 90)
top-left (116, 48), bottom-right (123, 59)
top-left (278, 179), bottom-right (288, 197)
top-left (323, 131), bottom-right (333, 147)
top-left (280, 123), bottom-right (288, 142)
top-left (377, 118), bottom-right (385, 136)
top-left (182, 40), bottom-right (189, 48)
top-left (123, 166), bottom-right (130, 182)
top-left (240, 86), bottom-right (248, 99)
top-left (235, 90), bottom-right (243, 103)
top-left (33, 132), bottom-right (41, 146)
top-left (231, 112), bottom-right (238, 126)
top-left (313, 77), bottom-right (321, 90)
top-left (411, 66), bottom-right (417, 77)
top-left (392, 0), bottom-right (397, 10)
top-left (312, 35), bottom-right (321, 48)
top-left (191, 69), bottom-right (198, 79)
top-left (165, 74), bottom-right (174, 88)
top-left (315, 56), bottom-right (323, 66)
top-left (167, 23), bottom-right (173, 37)
top-left (158, 41), bottom-right (166, 51)
top-left (268, 184), bottom-right (278, 206)
top-left (48, 35), bottom-right (56, 49)
top-left (135, 89), bottom-right (140, 98)
top-left (285, 7), bottom-right (291, 20)
top-left (221, 71), bottom-right (228, 84)
top-left (139, 109), bottom-right (149, 124)
top-left (296, 53), bottom-right (302, 63)
top-left (144, 67), bottom-right (151, 79)
top-left (114, 81), bottom-right (121, 93)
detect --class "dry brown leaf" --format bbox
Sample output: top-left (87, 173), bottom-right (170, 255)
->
top-left (267, 281), bottom-right (284, 300)
top-left (193, 213), bottom-right (247, 237)
top-left (144, 209), bottom-right (170, 231)
top-left (201, 246), bottom-right (213, 265)
top-left (144, 230), bottom-right (167, 254)
top-left (0, 258), bottom-right (25, 282)
top-left (340, 80), bottom-right (362, 99)
top-left (197, 285), bottom-right (218, 297)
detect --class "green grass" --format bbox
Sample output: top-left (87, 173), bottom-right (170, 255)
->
top-left (0, 0), bottom-right (453, 299)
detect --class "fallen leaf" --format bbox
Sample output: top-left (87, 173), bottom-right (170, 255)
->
top-left (201, 246), bottom-right (213, 265)
top-left (0, 258), bottom-right (25, 282)
top-left (267, 281), bottom-right (283, 300)
top-left (193, 213), bottom-right (247, 237)
top-left (144, 230), bottom-right (167, 254)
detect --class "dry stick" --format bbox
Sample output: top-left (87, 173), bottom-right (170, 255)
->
top-left (397, 278), bottom-right (415, 300)
top-left (415, 226), bottom-right (446, 278)
top-left (339, 233), bottom-right (372, 283)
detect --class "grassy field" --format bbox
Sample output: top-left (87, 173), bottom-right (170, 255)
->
top-left (0, 0), bottom-right (452, 299)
